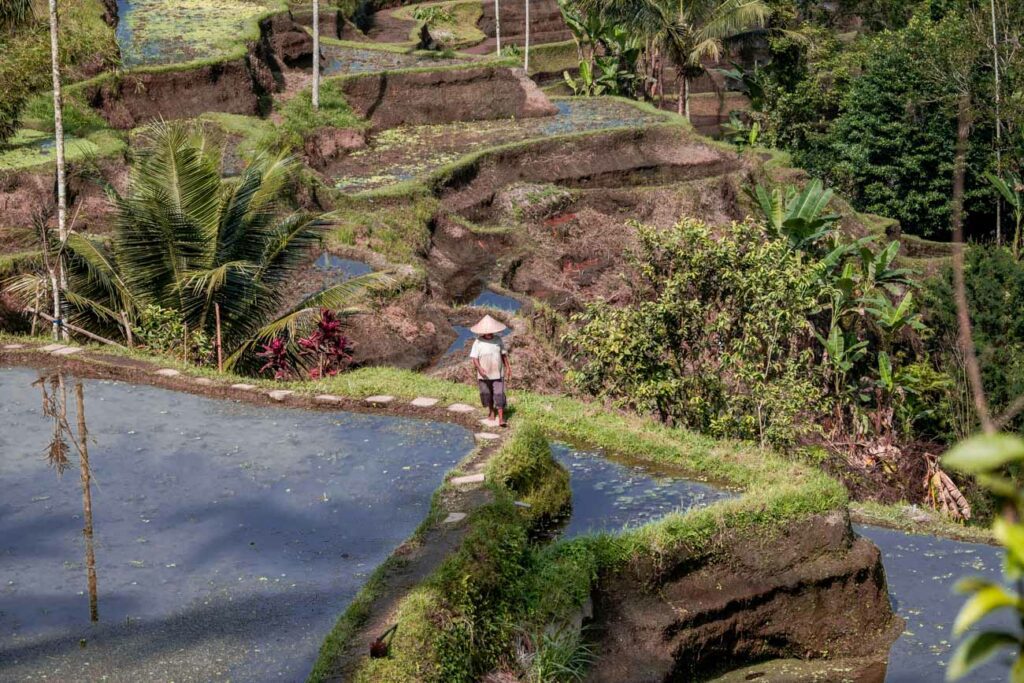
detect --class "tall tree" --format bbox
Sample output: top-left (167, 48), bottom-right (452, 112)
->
top-left (47, 0), bottom-right (68, 340)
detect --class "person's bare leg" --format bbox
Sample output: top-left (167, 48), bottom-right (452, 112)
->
top-left (498, 407), bottom-right (506, 427)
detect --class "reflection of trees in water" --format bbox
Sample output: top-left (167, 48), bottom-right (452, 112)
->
top-left (34, 373), bottom-right (99, 622)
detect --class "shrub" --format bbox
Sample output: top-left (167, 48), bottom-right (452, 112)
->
top-left (565, 218), bottom-right (822, 446)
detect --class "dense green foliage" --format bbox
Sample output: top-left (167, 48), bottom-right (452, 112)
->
top-left (924, 246), bottom-right (1024, 435)
top-left (486, 424), bottom-right (572, 527)
top-left (566, 199), bottom-right (930, 449)
top-left (566, 217), bottom-right (821, 446)
top-left (758, 9), bottom-right (1001, 237)
top-left (0, 0), bottom-right (118, 145)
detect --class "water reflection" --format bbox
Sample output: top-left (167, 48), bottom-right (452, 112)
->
top-left (0, 366), bottom-right (474, 681)
top-left (35, 372), bottom-right (100, 622)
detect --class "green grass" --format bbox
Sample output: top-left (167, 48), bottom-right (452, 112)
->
top-left (0, 128), bottom-right (124, 171)
top-left (117, 0), bottom-right (286, 67)
top-left (326, 193), bottom-right (437, 263)
top-left (391, 0), bottom-right (485, 47)
top-left (0, 250), bottom-right (43, 276)
top-left (527, 40), bottom-right (578, 76)
top-left (851, 500), bottom-right (994, 544)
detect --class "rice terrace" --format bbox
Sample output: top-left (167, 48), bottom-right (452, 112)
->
top-left (2, 0), bottom-right (1024, 681)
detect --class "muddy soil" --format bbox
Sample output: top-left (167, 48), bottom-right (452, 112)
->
top-left (339, 66), bottom-right (557, 131)
top-left (586, 511), bottom-right (902, 682)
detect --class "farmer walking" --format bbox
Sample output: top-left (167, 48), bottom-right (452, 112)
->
top-left (469, 315), bottom-right (511, 427)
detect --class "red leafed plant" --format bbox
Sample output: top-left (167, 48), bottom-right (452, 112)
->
top-left (298, 308), bottom-right (354, 379)
top-left (256, 337), bottom-right (293, 380)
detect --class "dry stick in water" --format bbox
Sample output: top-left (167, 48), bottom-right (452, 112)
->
top-left (75, 382), bottom-right (99, 622)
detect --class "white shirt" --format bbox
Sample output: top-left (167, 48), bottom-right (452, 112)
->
top-left (469, 337), bottom-right (507, 380)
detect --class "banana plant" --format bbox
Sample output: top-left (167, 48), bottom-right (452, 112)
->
top-left (986, 170), bottom-right (1024, 260)
top-left (856, 239), bottom-right (915, 294)
top-left (747, 179), bottom-right (841, 254)
top-left (814, 321), bottom-right (869, 397)
top-left (863, 291), bottom-right (925, 343)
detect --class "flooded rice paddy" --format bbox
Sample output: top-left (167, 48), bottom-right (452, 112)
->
top-left (0, 367), bottom-right (473, 681)
top-left (332, 98), bottom-right (669, 192)
top-left (551, 443), bottom-right (732, 538)
top-left (314, 253), bottom-right (374, 280)
top-left (320, 45), bottom-right (464, 76)
top-left (855, 525), bottom-right (1009, 682)
top-left (553, 444), bottom-right (1010, 680)
top-left (470, 289), bottom-right (522, 312)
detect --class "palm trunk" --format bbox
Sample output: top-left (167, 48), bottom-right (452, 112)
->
top-left (523, 0), bottom-right (529, 72)
top-left (75, 382), bottom-right (99, 622)
top-left (684, 77), bottom-right (690, 121)
top-left (676, 76), bottom-right (683, 116)
top-left (47, 0), bottom-right (67, 341)
top-left (312, 0), bottom-right (320, 110)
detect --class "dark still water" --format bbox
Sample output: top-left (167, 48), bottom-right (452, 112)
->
top-left (0, 367), bottom-right (473, 681)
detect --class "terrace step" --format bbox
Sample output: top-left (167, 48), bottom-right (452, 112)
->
top-left (194, 378), bottom-right (215, 386)
top-left (3, 343), bottom-right (25, 349)
top-left (268, 389), bottom-right (294, 401)
top-left (411, 397), bottom-right (440, 408)
top-left (39, 343), bottom-right (66, 352)
top-left (450, 473), bottom-right (486, 486)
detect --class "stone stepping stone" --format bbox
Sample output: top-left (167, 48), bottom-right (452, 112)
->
top-left (155, 368), bottom-right (180, 377)
top-left (3, 343), bottom-right (25, 349)
top-left (365, 395), bottom-right (394, 405)
top-left (450, 473), bottom-right (485, 486)
top-left (475, 432), bottom-right (501, 441)
top-left (315, 394), bottom-right (343, 404)
top-left (231, 383), bottom-right (257, 391)
top-left (514, 501), bottom-right (532, 509)
top-left (410, 397), bottom-right (439, 408)
top-left (51, 346), bottom-right (82, 356)
top-left (443, 512), bottom-right (467, 524)
top-left (268, 389), bottom-right (294, 401)
top-left (479, 418), bottom-right (500, 428)
top-left (193, 377), bottom-right (215, 386)
top-left (447, 403), bottom-right (476, 414)
top-left (40, 343), bottom-right (65, 352)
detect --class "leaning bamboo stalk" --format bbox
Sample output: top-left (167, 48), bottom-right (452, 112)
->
top-left (120, 310), bottom-right (133, 347)
top-left (25, 307), bottom-right (126, 348)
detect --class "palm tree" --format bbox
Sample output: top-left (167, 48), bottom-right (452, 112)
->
top-left (9, 121), bottom-right (389, 369)
top-left (577, 0), bottom-right (770, 119)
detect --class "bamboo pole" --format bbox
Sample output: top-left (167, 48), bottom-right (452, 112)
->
top-left (75, 382), bottom-right (99, 622)
top-left (26, 307), bottom-right (126, 348)
top-left (183, 322), bottom-right (189, 365)
top-left (215, 303), bottom-right (223, 372)
top-left (312, 0), bottom-right (320, 110)
top-left (31, 286), bottom-right (41, 337)
top-left (523, 0), bottom-right (529, 72)
top-left (47, 0), bottom-right (68, 342)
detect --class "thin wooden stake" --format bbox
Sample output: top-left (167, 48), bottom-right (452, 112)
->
top-left (215, 303), bottom-right (223, 373)
top-left (31, 285), bottom-right (41, 336)
top-left (120, 310), bottom-right (133, 348)
top-left (183, 322), bottom-right (189, 365)
top-left (26, 307), bottom-right (126, 348)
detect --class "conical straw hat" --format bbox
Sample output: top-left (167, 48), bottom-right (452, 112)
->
top-left (470, 314), bottom-right (507, 335)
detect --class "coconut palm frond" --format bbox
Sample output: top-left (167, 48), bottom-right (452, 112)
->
top-left (695, 0), bottom-right (770, 43)
top-left (245, 151), bottom-right (296, 221)
top-left (2, 272), bottom-right (49, 309)
top-left (64, 233), bottom-right (134, 309)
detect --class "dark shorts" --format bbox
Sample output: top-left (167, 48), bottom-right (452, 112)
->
top-left (478, 379), bottom-right (506, 410)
